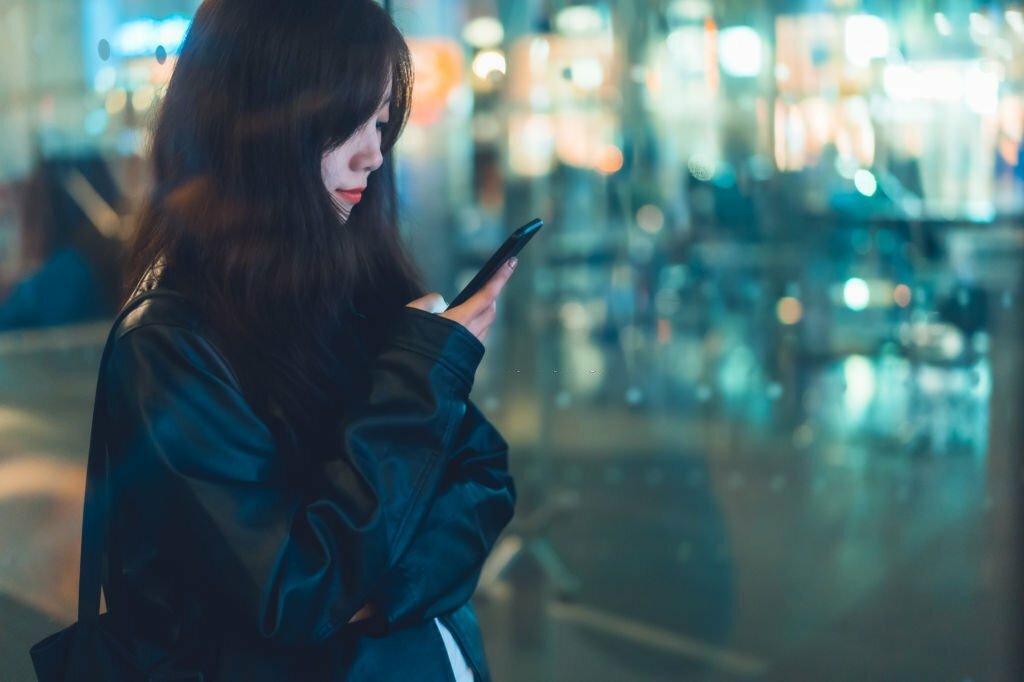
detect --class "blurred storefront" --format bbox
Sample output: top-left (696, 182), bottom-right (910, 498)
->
top-left (1, 0), bottom-right (1022, 680)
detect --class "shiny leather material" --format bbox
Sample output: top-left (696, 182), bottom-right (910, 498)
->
top-left (100, 266), bottom-right (515, 680)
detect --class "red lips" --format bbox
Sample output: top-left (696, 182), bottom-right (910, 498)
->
top-left (336, 187), bottom-right (365, 204)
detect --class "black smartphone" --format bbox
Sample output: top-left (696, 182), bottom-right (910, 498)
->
top-left (446, 218), bottom-right (543, 310)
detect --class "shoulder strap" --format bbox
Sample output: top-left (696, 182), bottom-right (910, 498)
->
top-left (78, 289), bottom-right (187, 625)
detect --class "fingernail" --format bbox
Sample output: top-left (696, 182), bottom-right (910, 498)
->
top-left (508, 257), bottom-right (518, 269)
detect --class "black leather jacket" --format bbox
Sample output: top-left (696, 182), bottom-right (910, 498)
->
top-left (100, 266), bottom-right (515, 680)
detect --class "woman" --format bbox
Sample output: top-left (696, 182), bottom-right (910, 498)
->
top-left (102, 0), bottom-right (516, 679)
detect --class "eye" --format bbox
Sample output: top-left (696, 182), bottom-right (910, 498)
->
top-left (375, 120), bottom-right (388, 131)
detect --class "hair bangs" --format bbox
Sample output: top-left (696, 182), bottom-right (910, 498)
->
top-left (317, 5), bottom-right (413, 155)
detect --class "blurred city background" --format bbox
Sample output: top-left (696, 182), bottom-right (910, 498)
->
top-left (1, 0), bottom-right (1023, 680)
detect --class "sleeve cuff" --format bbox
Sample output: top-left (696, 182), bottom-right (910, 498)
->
top-left (387, 307), bottom-right (485, 390)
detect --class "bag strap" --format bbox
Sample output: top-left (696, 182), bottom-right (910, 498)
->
top-left (78, 288), bottom-right (187, 625)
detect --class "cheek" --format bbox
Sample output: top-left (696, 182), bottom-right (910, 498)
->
top-left (320, 155), bottom-right (334, 189)
top-left (321, 148), bottom-right (346, 186)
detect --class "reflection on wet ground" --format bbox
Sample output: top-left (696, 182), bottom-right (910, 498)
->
top-left (0, 290), bottom-right (1019, 680)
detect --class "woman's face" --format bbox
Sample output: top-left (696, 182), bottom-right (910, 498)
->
top-left (321, 89), bottom-right (391, 222)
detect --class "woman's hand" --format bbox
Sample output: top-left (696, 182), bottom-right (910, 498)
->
top-left (405, 257), bottom-right (517, 343)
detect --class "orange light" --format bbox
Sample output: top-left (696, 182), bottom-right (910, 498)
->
top-left (596, 144), bottom-right (624, 174)
top-left (704, 17), bottom-right (719, 95)
top-left (407, 39), bottom-right (464, 126)
top-left (645, 66), bottom-right (662, 99)
top-left (999, 137), bottom-right (1019, 167)
top-left (776, 297), bottom-right (803, 325)
top-left (658, 319), bottom-right (671, 345)
top-left (893, 284), bottom-right (912, 308)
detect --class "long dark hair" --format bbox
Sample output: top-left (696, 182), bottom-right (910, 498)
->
top-left (123, 0), bottom-right (424, 432)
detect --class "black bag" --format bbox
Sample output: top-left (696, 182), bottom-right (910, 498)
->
top-left (29, 290), bottom-right (206, 682)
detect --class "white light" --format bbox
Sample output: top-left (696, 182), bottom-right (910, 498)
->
top-left (919, 64), bottom-right (963, 102)
top-left (529, 38), bottom-right (550, 70)
top-left (969, 12), bottom-right (992, 40)
top-left (688, 153), bottom-right (716, 180)
top-left (509, 114), bottom-right (555, 177)
top-left (93, 66), bottom-right (116, 92)
top-left (882, 64), bottom-right (915, 99)
top-left (845, 15), bottom-right (889, 67)
top-left (854, 169), bottom-right (877, 197)
top-left (844, 278), bottom-right (870, 311)
top-left (1007, 11), bottom-right (1024, 34)
top-left (668, 28), bottom-right (706, 71)
top-left (112, 16), bottom-right (190, 58)
top-left (718, 26), bottom-right (762, 77)
top-left (157, 17), bottom-right (190, 49)
top-left (964, 64), bottom-right (1000, 115)
top-left (934, 12), bottom-right (952, 36)
top-left (463, 17), bottom-right (504, 48)
top-left (669, 0), bottom-right (711, 20)
top-left (555, 6), bottom-right (604, 36)
top-left (965, 201), bottom-right (995, 222)
top-left (941, 328), bottom-right (964, 359)
top-left (472, 50), bottom-right (507, 80)
top-left (529, 86), bottom-right (551, 110)
top-left (843, 355), bottom-right (876, 418)
top-left (570, 58), bottom-right (604, 90)
top-left (113, 21), bottom-right (157, 56)
top-left (835, 156), bottom-right (859, 179)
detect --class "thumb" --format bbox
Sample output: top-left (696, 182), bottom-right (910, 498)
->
top-left (405, 293), bottom-right (447, 313)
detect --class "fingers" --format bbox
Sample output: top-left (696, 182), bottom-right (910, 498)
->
top-left (459, 300), bottom-right (497, 341)
top-left (466, 258), bottom-right (517, 313)
top-left (435, 254), bottom-right (515, 343)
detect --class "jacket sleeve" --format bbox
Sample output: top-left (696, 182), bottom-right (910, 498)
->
top-left (103, 307), bottom-right (484, 647)
top-left (366, 400), bottom-right (516, 630)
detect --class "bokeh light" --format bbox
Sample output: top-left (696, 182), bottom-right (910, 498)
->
top-left (844, 278), bottom-right (870, 311)
top-left (636, 205), bottom-right (665, 234)
top-left (776, 297), bottom-right (804, 325)
top-left (472, 50), bottom-right (507, 80)
top-left (596, 145), bottom-right (624, 175)
top-left (854, 169), bottom-right (877, 197)
top-left (893, 284), bottom-right (912, 308)
top-left (463, 17), bottom-right (504, 48)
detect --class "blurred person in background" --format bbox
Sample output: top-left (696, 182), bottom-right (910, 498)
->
top-left (30, 0), bottom-right (517, 680)
top-left (0, 154), bottom-right (123, 331)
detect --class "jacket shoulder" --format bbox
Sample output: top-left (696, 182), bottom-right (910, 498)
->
top-left (114, 290), bottom-right (203, 342)
top-left (108, 290), bottom-right (243, 388)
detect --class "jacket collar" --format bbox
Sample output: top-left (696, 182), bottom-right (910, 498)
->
top-left (126, 255), bottom-right (170, 302)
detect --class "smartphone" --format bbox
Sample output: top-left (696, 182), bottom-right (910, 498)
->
top-left (446, 218), bottom-right (543, 310)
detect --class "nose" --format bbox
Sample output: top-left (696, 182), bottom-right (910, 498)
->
top-left (351, 125), bottom-right (384, 174)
